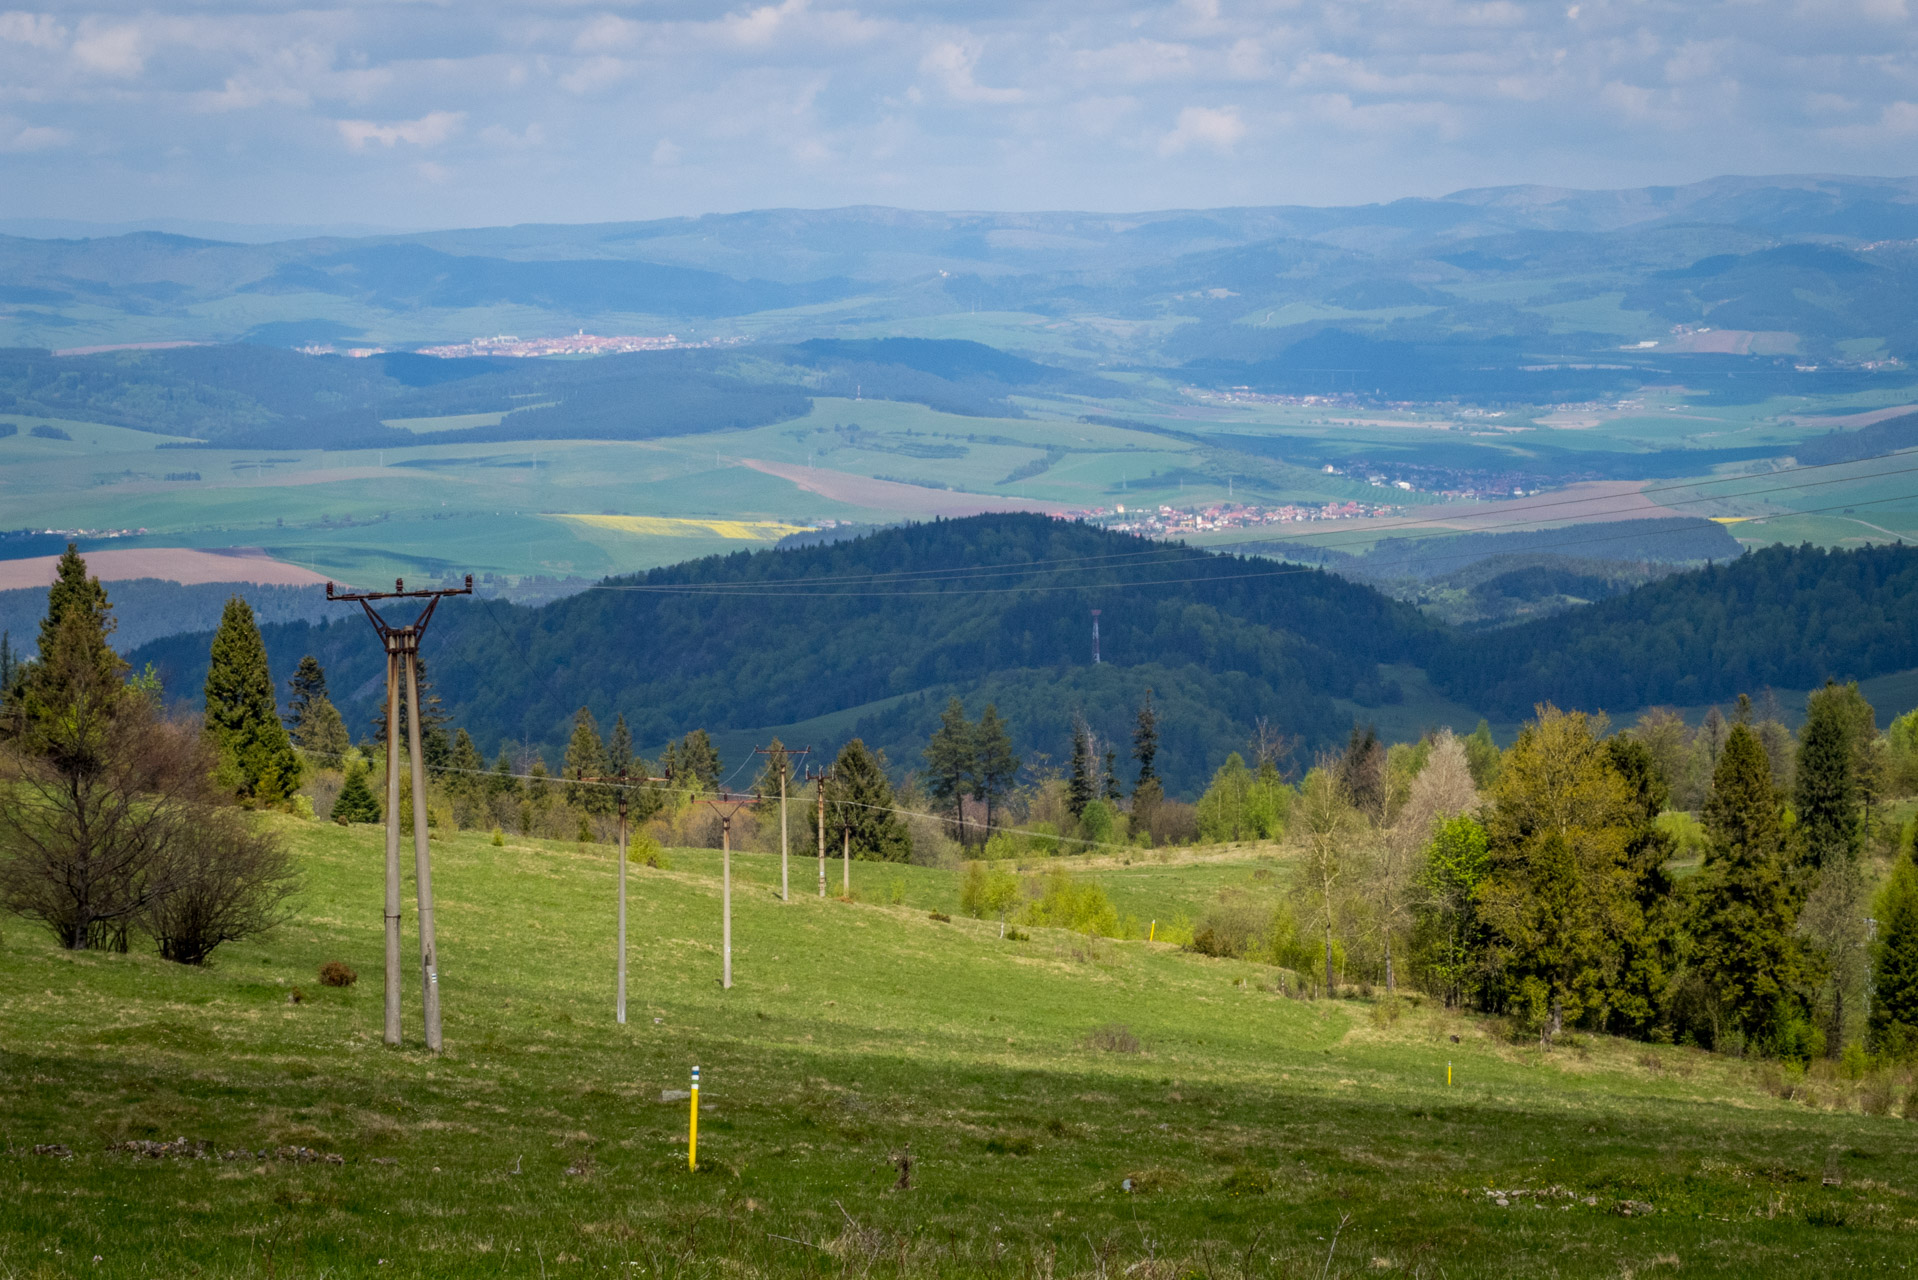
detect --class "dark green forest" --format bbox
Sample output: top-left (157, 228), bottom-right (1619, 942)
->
top-left (1433, 542), bottom-right (1918, 718)
top-left (125, 516), bottom-right (1918, 796)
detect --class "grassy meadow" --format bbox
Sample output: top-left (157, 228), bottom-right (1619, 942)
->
top-left (3, 818), bottom-right (1915, 1278)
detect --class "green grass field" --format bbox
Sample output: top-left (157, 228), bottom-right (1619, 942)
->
top-left (4, 818), bottom-right (1914, 1278)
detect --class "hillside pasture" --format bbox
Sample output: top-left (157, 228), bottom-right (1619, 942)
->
top-left (2, 818), bottom-right (1914, 1278)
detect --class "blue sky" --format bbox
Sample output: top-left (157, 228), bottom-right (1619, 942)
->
top-left (3, 0), bottom-right (1917, 229)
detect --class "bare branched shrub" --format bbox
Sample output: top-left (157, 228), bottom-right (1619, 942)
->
top-left (142, 808), bottom-right (298, 964)
top-left (319, 961), bottom-right (357, 987)
top-left (0, 687), bottom-right (216, 950)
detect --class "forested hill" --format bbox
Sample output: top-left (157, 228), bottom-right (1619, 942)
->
top-left (127, 523), bottom-right (1918, 793)
top-left (1428, 541), bottom-right (1918, 719)
top-left (131, 516), bottom-right (1442, 796)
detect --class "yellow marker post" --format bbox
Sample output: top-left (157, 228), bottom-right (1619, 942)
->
top-left (1149, 920), bottom-right (1156, 942)
top-left (1447, 1061), bottom-right (1452, 1086)
top-left (688, 1065), bottom-right (700, 1171)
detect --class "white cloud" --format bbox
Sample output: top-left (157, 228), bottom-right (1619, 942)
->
top-left (71, 21), bottom-right (142, 76)
top-left (1158, 104), bottom-right (1245, 155)
top-left (0, 12), bottom-right (65, 49)
top-left (921, 40), bottom-right (1023, 104)
top-left (560, 55), bottom-right (630, 95)
top-left (0, 115), bottom-right (68, 150)
top-left (652, 138), bottom-right (681, 166)
top-left (336, 110), bottom-right (465, 150)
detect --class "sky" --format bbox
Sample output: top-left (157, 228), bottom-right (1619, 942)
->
top-left (3, 0), bottom-right (1918, 231)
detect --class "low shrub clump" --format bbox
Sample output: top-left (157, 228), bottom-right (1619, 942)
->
top-left (318, 960), bottom-right (357, 988)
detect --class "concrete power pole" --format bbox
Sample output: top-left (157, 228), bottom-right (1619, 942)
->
top-left (328, 575), bottom-right (472, 1053)
top-left (701, 793), bottom-right (753, 989)
top-left (807, 765), bottom-right (834, 898)
top-left (754, 745), bottom-right (809, 903)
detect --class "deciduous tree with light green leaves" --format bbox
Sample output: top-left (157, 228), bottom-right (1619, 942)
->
top-left (203, 597), bottom-right (300, 806)
top-left (1476, 706), bottom-right (1635, 1043)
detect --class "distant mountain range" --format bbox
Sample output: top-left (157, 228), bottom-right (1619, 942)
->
top-left (5, 174), bottom-right (1918, 379)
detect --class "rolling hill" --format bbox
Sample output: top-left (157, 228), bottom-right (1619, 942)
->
top-left (125, 516), bottom-right (1918, 795)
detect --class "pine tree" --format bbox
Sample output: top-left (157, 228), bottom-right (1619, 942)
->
top-left (1338, 725), bottom-right (1387, 821)
top-left (300, 695), bottom-right (350, 763)
top-left (20, 547), bottom-right (123, 744)
top-left (490, 746), bottom-right (521, 799)
top-left (448, 728), bottom-right (484, 798)
top-left (204, 596), bottom-right (301, 805)
top-left (331, 758), bottom-right (382, 824)
top-left (1132, 691), bottom-right (1160, 790)
top-left (973, 703), bottom-right (1019, 836)
top-left (0, 629), bottom-right (19, 702)
top-left (671, 730), bottom-right (721, 791)
top-left (828, 738), bottom-right (910, 862)
top-left (1692, 722), bottom-right (1801, 1052)
top-left (1102, 746), bottom-right (1121, 801)
top-left (608, 714), bottom-right (634, 777)
top-left (1796, 680), bottom-right (1865, 873)
top-left (285, 655), bottom-right (328, 737)
top-left (1067, 717), bottom-right (1095, 820)
top-left (1601, 734), bottom-right (1678, 1038)
top-left (1869, 846), bottom-right (1918, 1058)
top-left (923, 697), bottom-right (977, 830)
top-left (563, 707), bottom-right (610, 814)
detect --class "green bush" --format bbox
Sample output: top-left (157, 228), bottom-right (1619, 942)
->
top-left (960, 862), bottom-right (1020, 919)
top-left (1021, 869), bottom-right (1122, 938)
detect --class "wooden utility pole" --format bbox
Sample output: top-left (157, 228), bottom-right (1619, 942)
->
top-left (807, 765), bottom-right (834, 899)
top-left (841, 822), bottom-right (852, 898)
top-left (328, 575), bottom-right (472, 1052)
top-left (754, 745), bottom-right (809, 903)
top-left (700, 792), bottom-right (753, 989)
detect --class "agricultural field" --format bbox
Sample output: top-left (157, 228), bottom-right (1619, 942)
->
top-left (3, 818), bottom-right (1914, 1278)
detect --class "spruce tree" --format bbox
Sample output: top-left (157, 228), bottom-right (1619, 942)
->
top-left (827, 738), bottom-right (910, 862)
top-left (448, 728), bottom-right (484, 798)
top-left (752, 738), bottom-right (791, 801)
top-left (973, 703), bottom-right (1019, 835)
top-left (1601, 735), bottom-right (1678, 1038)
top-left (1132, 691), bottom-right (1160, 789)
top-left (331, 758), bottom-right (382, 824)
top-left (563, 706), bottom-right (610, 814)
top-left (204, 596), bottom-right (301, 805)
top-left (21, 547), bottom-right (123, 744)
top-left (608, 714), bottom-right (634, 777)
top-left (1463, 719), bottom-right (1501, 790)
top-left (490, 746), bottom-right (521, 799)
top-left (1796, 680), bottom-right (1864, 873)
top-left (39, 544), bottom-right (113, 664)
top-left (923, 697), bottom-right (977, 829)
top-left (285, 655), bottom-right (328, 736)
top-left (1692, 723), bottom-right (1801, 1052)
top-left (672, 730), bottom-right (722, 791)
top-left (371, 655), bottom-right (452, 772)
top-left (1869, 846), bottom-right (1918, 1057)
top-left (1339, 725), bottom-right (1387, 821)
top-left (1102, 746), bottom-right (1121, 801)
top-left (1067, 717), bottom-right (1095, 820)
top-left (300, 695), bottom-right (350, 763)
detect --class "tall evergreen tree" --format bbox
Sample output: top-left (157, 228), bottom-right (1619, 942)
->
top-left (204, 597), bottom-right (301, 805)
top-left (1692, 723), bottom-right (1801, 1052)
top-left (490, 745), bottom-right (521, 799)
top-left (562, 706), bottom-right (610, 814)
top-left (608, 714), bottom-right (634, 777)
top-left (19, 547), bottom-right (123, 744)
top-left (923, 697), bottom-right (977, 830)
top-left (668, 729), bottom-right (722, 791)
top-left (1869, 846), bottom-right (1918, 1058)
top-left (752, 738), bottom-right (792, 801)
top-left (285, 655), bottom-right (328, 736)
top-left (299, 695), bottom-right (350, 763)
top-left (827, 738), bottom-right (911, 862)
top-left (448, 728), bottom-right (484, 798)
top-left (1601, 735), bottom-right (1678, 1038)
top-left (1796, 680), bottom-right (1866, 874)
top-left (1066, 717), bottom-right (1095, 820)
top-left (1132, 690), bottom-right (1160, 790)
top-left (973, 703), bottom-right (1019, 836)
top-left (0, 630), bottom-right (19, 703)
top-left (1339, 724), bottom-right (1387, 821)
top-left (1102, 746), bottom-right (1121, 801)
top-left (38, 544), bottom-right (112, 664)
